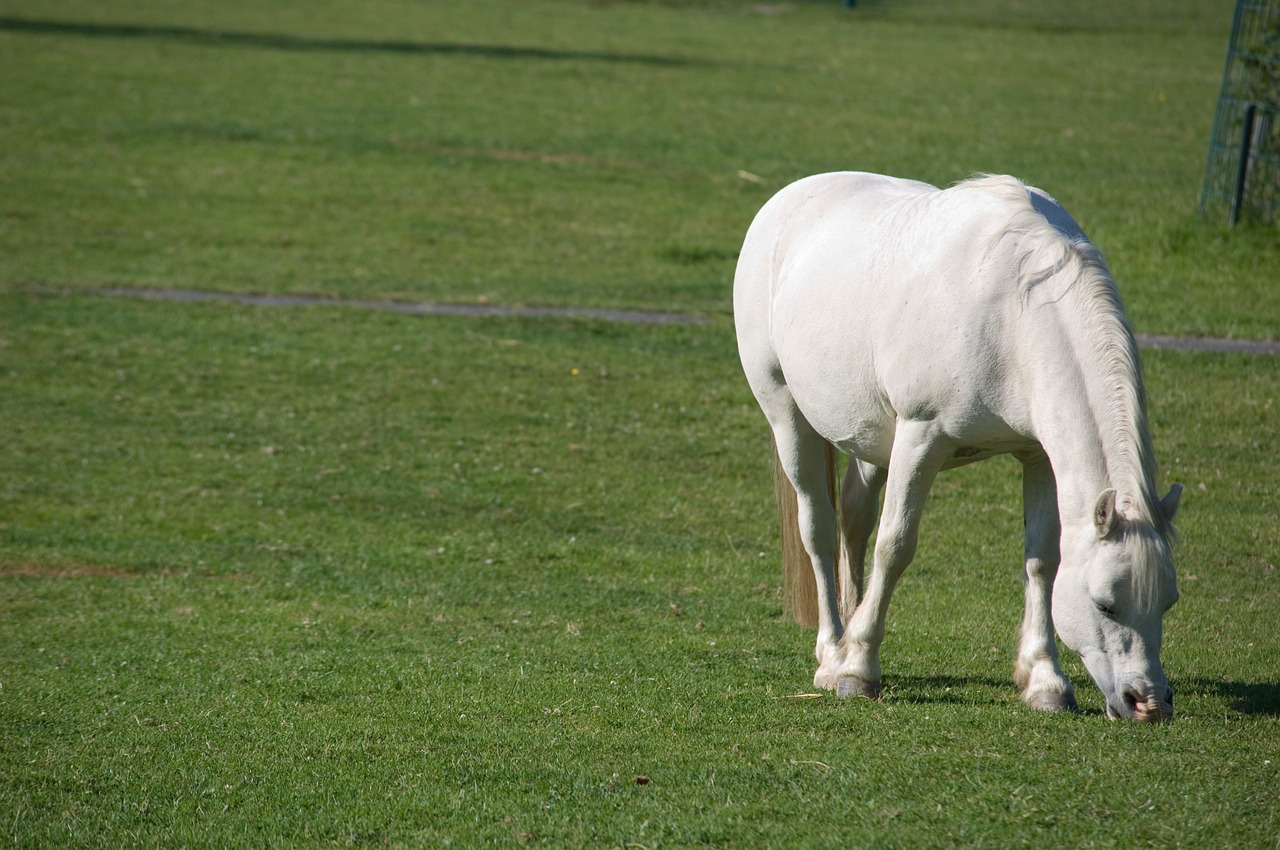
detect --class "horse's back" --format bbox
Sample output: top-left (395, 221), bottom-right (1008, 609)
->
top-left (733, 172), bottom-right (936, 377)
top-left (734, 172), bottom-right (1063, 460)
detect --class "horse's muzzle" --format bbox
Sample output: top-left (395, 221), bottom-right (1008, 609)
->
top-left (1111, 687), bottom-right (1174, 723)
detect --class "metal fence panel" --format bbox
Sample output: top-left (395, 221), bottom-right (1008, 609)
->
top-left (1200, 1), bottom-right (1280, 225)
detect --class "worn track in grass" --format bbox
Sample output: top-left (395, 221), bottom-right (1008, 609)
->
top-left (56, 286), bottom-right (1280, 353)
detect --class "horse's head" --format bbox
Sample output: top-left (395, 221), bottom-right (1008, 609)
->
top-left (1052, 486), bottom-right (1182, 722)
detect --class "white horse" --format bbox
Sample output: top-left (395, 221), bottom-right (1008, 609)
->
top-left (734, 172), bottom-right (1182, 721)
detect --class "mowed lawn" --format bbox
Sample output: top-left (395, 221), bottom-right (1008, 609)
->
top-left (2, 1), bottom-right (1278, 848)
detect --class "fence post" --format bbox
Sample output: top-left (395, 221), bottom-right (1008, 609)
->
top-left (1230, 103), bottom-right (1258, 227)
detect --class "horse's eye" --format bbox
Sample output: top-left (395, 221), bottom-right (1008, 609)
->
top-left (1095, 601), bottom-right (1117, 618)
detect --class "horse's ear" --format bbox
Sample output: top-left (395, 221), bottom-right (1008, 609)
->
top-left (1094, 489), bottom-right (1120, 539)
top-left (1161, 483), bottom-right (1183, 522)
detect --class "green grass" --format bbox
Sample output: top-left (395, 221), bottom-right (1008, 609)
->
top-left (2, 0), bottom-right (1278, 335)
top-left (2, 1), bottom-right (1279, 848)
top-left (3, 290), bottom-right (1277, 848)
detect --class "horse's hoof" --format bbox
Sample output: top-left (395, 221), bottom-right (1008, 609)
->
top-left (1025, 689), bottom-right (1078, 713)
top-left (835, 677), bottom-right (882, 701)
top-left (813, 667), bottom-right (841, 691)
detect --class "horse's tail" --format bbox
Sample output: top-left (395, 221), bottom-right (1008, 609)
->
top-left (773, 437), bottom-right (842, 628)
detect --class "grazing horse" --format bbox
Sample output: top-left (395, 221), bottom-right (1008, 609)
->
top-left (733, 172), bottom-right (1182, 721)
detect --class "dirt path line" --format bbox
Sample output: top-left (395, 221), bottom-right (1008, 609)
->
top-left (87, 286), bottom-right (1280, 353)
top-left (100, 286), bottom-right (706, 326)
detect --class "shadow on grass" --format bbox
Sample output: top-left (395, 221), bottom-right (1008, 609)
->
top-left (886, 676), bottom-right (1280, 717)
top-left (0, 15), bottom-right (715, 67)
top-left (883, 673), bottom-right (1015, 706)
top-left (1184, 678), bottom-right (1280, 717)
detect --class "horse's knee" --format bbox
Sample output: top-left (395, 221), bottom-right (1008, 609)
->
top-left (874, 526), bottom-right (918, 573)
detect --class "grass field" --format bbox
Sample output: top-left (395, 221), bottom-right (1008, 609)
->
top-left (2, 1), bottom-right (1278, 848)
top-left (3, 0), bottom-right (1278, 334)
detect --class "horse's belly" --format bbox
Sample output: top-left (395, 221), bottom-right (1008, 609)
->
top-left (776, 314), bottom-right (1032, 468)
top-left (797, 393), bottom-right (1029, 469)
top-left (831, 429), bottom-right (896, 468)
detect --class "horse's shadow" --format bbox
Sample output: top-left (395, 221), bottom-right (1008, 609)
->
top-left (880, 674), bottom-right (1280, 717)
top-left (886, 674), bottom-right (1101, 718)
top-left (881, 674), bottom-right (1017, 706)
top-left (1184, 678), bottom-right (1280, 717)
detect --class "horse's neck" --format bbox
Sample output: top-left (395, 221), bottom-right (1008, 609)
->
top-left (1025, 267), bottom-right (1156, 531)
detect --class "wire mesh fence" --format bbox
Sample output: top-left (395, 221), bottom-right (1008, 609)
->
top-left (1200, 0), bottom-right (1280, 226)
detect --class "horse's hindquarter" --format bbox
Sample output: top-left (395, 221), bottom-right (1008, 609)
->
top-left (761, 174), bottom-right (1037, 463)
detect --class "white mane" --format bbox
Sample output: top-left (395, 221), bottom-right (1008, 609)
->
top-left (959, 175), bottom-right (1175, 601)
top-left (961, 177), bottom-right (1165, 516)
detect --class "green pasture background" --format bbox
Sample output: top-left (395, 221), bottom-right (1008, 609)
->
top-left (2, 1), bottom-right (1277, 847)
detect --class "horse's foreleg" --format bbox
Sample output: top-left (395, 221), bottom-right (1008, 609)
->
top-left (838, 460), bottom-right (887, 625)
top-left (834, 420), bottom-right (951, 699)
top-left (1015, 450), bottom-right (1077, 712)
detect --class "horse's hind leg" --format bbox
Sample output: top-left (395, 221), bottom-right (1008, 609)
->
top-left (1014, 449), bottom-right (1077, 712)
top-left (835, 420), bottom-right (952, 699)
top-left (768, 408), bottom-right (845, 681)
top-left (838, 460), bottom-right (887, 625)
